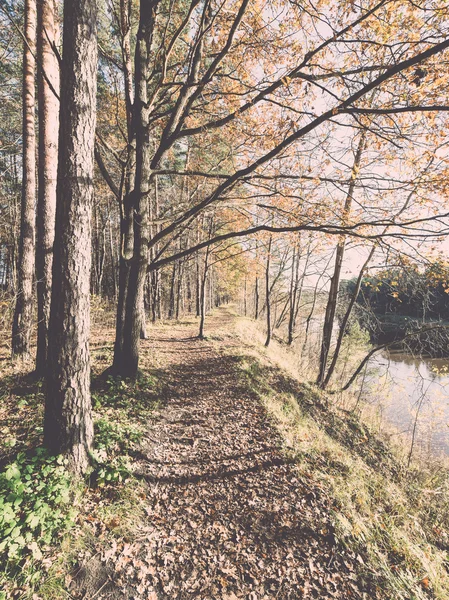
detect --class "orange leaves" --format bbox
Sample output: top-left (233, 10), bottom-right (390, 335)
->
top-left (420, 576), bottom-right (431, 590)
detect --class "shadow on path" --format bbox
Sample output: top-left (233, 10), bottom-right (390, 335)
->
top-left (77, 309), bottom-right (370, 599)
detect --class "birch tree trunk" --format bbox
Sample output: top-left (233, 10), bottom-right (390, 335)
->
top-left (44, 0), bottom-right (97, 474)
top-left (12, 0), bottom-right (37, 358)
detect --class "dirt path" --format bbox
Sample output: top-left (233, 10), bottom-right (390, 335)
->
top-left (81, 309), bottom-right (367, 599)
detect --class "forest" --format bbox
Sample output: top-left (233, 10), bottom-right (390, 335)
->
top-left (1, 0), bottom-right (449, 598)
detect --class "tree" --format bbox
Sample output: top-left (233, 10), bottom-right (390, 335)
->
top-left (117, 0), bottom-right (156, 378)
top-left (11, 0), bottom-right (36, 358)
top-left (44, 0), bottom-right (97, 474)
top-left (198, 216), bottom-right (214, 339)
top-left (264, 235), bottom-right (273, 347)
top-left (89, 0), bottom-right (449, 382)
top-left (35, 0), bottom-right (60, 376)
top-left (317, 131), bottom-right (366, 387)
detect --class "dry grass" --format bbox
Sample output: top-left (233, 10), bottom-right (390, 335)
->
top-left (228, 314), bottom-right (449, 599)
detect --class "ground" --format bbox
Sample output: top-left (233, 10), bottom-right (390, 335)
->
top-left (2, 307), bottom-right (449, 600)
top-left (71, 309), bottom-right (368, 599)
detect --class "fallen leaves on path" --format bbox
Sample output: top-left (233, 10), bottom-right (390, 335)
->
top-left (73, 313), bottom-right (372, 599)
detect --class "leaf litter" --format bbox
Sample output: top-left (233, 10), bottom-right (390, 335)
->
top-left (70, 312), bottom-right (374, 599)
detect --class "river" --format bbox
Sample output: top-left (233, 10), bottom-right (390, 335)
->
top-left (366, 351), bottom-right (449, 457)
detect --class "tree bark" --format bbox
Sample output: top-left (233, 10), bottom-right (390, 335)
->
top-left (108, 202), bottom-right (118, 298)
top-left (12, 0), bottom-right (37, 358)
top-left (243, 275), bottom-right (247, 316)
top-left (199, 219), bottom-right (214, 339)
top-left (254, 277), bottom-right (259, 320)
top-left (44, 0), bottom-right (97, 474)
top-left (112, 197), bottom-right (133, 370)
top-left (264, 235), bottom-right (272, 347)
top-left (322, 244), bottom-right (376, 389)
top-left (287, 243), bottom-right (300, 345)
top-left (199, 260), bottom-right (209, 339)
top-left (176, 258), bottom-right (184, 320)
top-left (168, 262), bottom-right (177, 318)
top-left (195, 222), bottom-right (201, 317)
top-left (35, 0), bottom-right (59, 376)
top-left (112, 0), bottom-right (136, 372)
top-left (119, 0), bottom-right (156, 378)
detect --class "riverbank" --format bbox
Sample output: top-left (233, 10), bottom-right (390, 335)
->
top-left (359, 312), bottom-right (449, 357)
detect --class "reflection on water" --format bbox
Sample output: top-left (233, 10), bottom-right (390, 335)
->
top-left (367, 351), bottom-right (449, 457)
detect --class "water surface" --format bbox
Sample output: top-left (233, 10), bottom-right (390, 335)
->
top-left (367, 351), bottom-right (449, 457)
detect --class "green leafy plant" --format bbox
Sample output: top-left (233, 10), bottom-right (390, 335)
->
top-left (92, 373), bottom-right (158, 412)
top-left (0, 449), bottom-right (74, 576)
top-left (90, 417), bottom-right (143, 487)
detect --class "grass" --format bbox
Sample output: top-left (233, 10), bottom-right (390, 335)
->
top-left (230, 315), bottom-right (449, 599)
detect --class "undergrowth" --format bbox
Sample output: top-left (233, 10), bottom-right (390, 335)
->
top-left (0, 450), bottom-right (75, 599)
top-left (0, 365), bottom-right (161, 599)
top-left (90, 372), bottom-right (159, 485)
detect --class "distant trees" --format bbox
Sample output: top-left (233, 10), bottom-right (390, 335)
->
top-left (343, 261), bottom-right (449, 356)
top-left (350, 262), bottom-right (449, 324)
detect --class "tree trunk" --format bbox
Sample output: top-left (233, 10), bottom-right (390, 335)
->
top-left (186, 269), bottom-right (193, 313)
top-left (150, 269), bottom-right (159, 322)
top-left (322, 243), bottom-right (377, 388)
top-left (317, 132), bottom-right (366, 387)
top-left (112, 0), bottom-right (136, 372)
top-left (12, 0), bottom-right (37, 359)
top-left (254, 277), bottom-right (259, 320)
top-left (44, 0), bottom-right (97, 475)
top-left (35, 0), bottom-right (59, 376)
top-left (195, 224), bottom-right (201, 317)
top-left (244, 276), bottom-right (247, 316)
top-left (112, 195), bottom-right (133, 371)
top-left (316, 244), bottom-right (346, 385)
top-left (108, 204), bottom-right (117, 298)
top-left (168, 262), bottom-right (177, 319)
top-left (140, 303), bottom-right (147, 339)
top-left (119, 1), bottom-right (156, 379)
top-left (199, 263), bottom-right (209, 340)
top-left (287, 244), bottom-right (300, 345)
top-left (176, 258), bottom-right (184, 320)
top-left (264, 236), bottom-right (272, 347)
